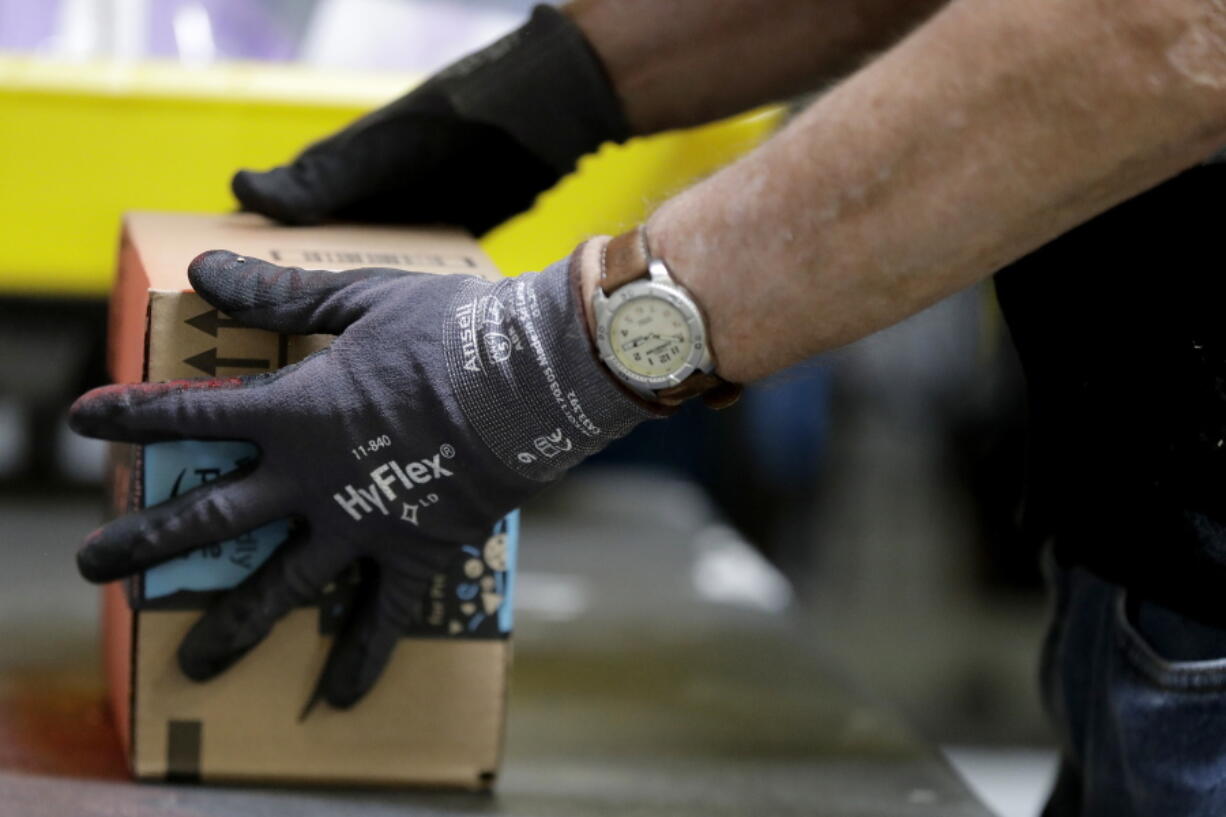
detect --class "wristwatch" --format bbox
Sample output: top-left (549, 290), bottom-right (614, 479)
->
top-left (592, 227), bottom-right (742, 408)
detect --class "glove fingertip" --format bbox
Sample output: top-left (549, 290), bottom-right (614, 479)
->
top-left (188, 248), bottom-right (242, 279)
top-left (323, 621), bottom-right (402, 709)
top-left (68, 384), bottom-right (130, 437)
top-left (177, 621), bottom-right (248, 682)
top-left (178, 586), bottom-right (285, 682)
top-left (232, 168), bottom-right (320, 226)
top-left (320, 639), bottom-right (379, 710)
top-left (231, 169), bottom-right (277, 215)
top-left (187, 249), bottom-right (245, 293)
top-left (322, 671), bottom-right (370, 710)
top-left (177, 643), bottom-right (228, 683)
top-left (230, 168), bottom-right (259, 201)
top-left (76, 540), bottom-right (125, 584)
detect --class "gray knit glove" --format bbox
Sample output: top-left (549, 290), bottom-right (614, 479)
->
top-left (232, 5), bottom-right (627, 235)
top-left (70, 247), bottom-right (655, 708)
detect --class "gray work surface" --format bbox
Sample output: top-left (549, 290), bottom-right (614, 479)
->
top-left (0, 471), bottom-right (993, 816)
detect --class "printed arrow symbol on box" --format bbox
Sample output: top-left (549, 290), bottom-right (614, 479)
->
top-left (186, 308), bottom-right (247, 337)
top-left (183, 348), bottom-right (270, 376)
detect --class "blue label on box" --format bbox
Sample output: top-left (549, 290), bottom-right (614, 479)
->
top-left (140, 440), bottom-right (517, 636)
top-left (143, 440), bottom-right (286, 599)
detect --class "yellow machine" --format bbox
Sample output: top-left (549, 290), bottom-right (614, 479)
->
top-left (0, 56), bottom-right (781, 297)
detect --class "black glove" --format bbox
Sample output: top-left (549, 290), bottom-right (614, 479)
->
top-left (71, 248), bottom-right (655, 708)
top-left (232, 5), bottom-right (628, 235)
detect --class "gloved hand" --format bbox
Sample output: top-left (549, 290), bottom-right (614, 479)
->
top-left (71, 247), bottom-right (656, 708)
top-left (232, 5), bottom-right (627, 235)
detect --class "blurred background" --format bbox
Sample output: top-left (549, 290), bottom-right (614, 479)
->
top-left (0, 2), bottom-right (1055, 814)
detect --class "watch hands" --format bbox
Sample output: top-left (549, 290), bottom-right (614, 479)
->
top-left (620, 333), bottom-right (660, 352)
top-left (620, 333), bottom-right (684, 353)
top-left (646, 341), bottom-right (674, 356)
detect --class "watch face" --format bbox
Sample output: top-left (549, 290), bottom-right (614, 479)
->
top-left (609, 296), bottom-right (694, 378)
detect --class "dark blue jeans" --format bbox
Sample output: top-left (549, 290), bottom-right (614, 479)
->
top-left (1042, 556), bottom-right (1226, 816)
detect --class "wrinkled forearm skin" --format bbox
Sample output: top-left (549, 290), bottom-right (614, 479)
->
top-left (637, 0), bottom-right (1226, 382)
top-left (566, 0), bottom-right (950, 134)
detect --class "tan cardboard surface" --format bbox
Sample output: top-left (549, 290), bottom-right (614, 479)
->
top-left (126, 211), bottom-right (502, 290)
top-left (146, 291), bottom-right (332, 382)
top-left (133, 610), bottom-right (509, 786)
top-left (105, 212), bottom-right (512, 787)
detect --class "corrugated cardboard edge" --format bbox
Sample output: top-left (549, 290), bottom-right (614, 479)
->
top-left (489, 641), bottom-right (515, 789)
top-left (101, 216), bottom-right (152, 774)
top-left (101, 581), bottom-right (134, 766)
top-left (109, 219), bottom-right (158, 386)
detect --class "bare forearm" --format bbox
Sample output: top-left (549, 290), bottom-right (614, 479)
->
top-left (565, 0), bottom-right (949, 133)
top-left (625, 0), bottom-right (1226, 382)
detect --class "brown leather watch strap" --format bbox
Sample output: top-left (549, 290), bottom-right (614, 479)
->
top-left (601, 227), bottom-right (743, 409)
top-left (657, 372), bottom-right (743, 409)
top-left (601, 228), bottom-right (651, 293)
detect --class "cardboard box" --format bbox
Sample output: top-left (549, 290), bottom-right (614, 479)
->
top-left (103, 211), bottom-right (518, 787)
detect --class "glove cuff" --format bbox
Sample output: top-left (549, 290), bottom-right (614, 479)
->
top-left (433, 5), bottom-right (629, 177)
top-left (443, 253), bottom-right (660, 482)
